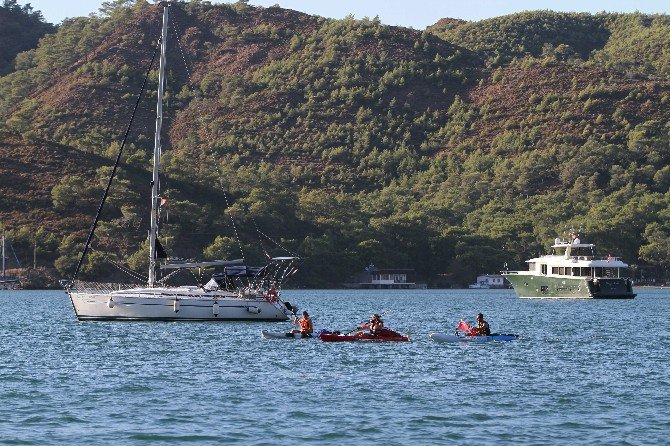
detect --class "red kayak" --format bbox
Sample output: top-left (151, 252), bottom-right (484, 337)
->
top-left (320, 328), bottom-right (409, 342)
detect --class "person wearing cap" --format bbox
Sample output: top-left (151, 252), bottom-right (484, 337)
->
top-left (368, 313), bottom-right (384, 335)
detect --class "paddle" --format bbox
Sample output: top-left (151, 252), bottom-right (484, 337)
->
top-left (343, 311), bottom-right (389, 335)
top-left (281, 301), bottom-right (303, 336)
top-left (284, 301), bottom-right (298, 318)
top-left (343, 321), bottom-right (367, 336)
top-left (284, 301), bottom-right (299, 325)
top-left (287, 304), bottom-right (317, 338)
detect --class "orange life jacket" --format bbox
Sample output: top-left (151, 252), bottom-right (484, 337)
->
top-left (300, 318), bottom-right (313, 332)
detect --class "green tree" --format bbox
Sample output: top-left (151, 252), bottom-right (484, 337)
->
top-left (54, 234), bottom-right (105, 278)
top-left (203, 236), bottom-right (241, 261)
top-left (126, 240), bottom-right (149, 273)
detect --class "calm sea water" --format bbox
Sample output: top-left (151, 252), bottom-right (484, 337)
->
top-left (0, 289), bottom-right (668, 445)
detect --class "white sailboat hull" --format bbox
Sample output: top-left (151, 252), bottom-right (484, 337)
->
top-left (69, 288), bottom-right (291, 321)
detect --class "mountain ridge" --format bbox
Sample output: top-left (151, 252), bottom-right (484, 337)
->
top-left (2, 2), bottom-right (670, 286)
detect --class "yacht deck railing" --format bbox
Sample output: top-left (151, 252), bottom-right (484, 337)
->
top-left (70, 281), bottom-right (142, 293)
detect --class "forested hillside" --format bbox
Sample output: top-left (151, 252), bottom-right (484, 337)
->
top-left (1, 1), bottom-right (670, 287)
top-left (0, 0), bottom-right (55, 75)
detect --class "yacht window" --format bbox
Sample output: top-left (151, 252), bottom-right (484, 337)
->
top-left (552, 267), bottom-right (559, 275)
top-left (559, 267), bottom-right (565, 275)
top-left (580, 267), bottom-right (591, 276)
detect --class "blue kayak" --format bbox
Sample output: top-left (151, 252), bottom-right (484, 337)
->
top-left (430, 332), bottom-right (518, 342)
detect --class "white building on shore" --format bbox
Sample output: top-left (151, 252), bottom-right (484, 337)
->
top-left (468, 274), bottom-right (510, 289)
top-left (343, 264), bottom-right (427, 289)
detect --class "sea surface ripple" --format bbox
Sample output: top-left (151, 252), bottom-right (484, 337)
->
top-left (0, 289), bottom-right (668, 445)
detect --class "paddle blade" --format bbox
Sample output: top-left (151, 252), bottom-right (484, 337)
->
top-left (457, 320), bottom-right (471, 332)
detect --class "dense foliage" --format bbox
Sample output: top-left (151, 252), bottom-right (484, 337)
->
top-left (1, 2), bottom-right (670, 287)
top-left (0, 0), bottom-right (55, 75)
top-left (429, 11), bottom-right (610, 64)
top-left (431, 10), bottom-right (670, 76)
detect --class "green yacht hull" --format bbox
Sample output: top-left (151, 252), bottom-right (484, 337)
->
top-left (503, 274), bottom-right (635, 299)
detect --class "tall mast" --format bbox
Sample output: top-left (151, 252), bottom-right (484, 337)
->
top-left (149, 3), bottom-right (169, 287)
top-left (1, 229), bottom-right (5, 278)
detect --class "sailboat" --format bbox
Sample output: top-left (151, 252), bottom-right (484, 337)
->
top-left (1, 230), bottom-right (20, 290)
top-left (63, 2), bottom-right (299, 321)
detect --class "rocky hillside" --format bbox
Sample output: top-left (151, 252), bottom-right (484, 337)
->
top-left (2, 2), bottom-right (670, 287)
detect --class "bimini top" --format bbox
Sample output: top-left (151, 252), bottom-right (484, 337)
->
top-left (551, 235), bottom-right (595, 249)
top-left (551, 242), bottom-right (595, 249)
top-left (159, 259), bottom-right (244, 270)
top-left (216, 265), bottom-right (265, 278)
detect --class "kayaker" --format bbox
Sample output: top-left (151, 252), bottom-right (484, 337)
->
top-left (369, 313), bottom-right (384, 335)
top-left (473, 313), bottom-right (491, 336)
top-left (292, 311), bottom-right (314, 338)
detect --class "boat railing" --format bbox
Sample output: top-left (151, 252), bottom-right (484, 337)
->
top-left (70, 281), bottom-right (142, 293)
top-left (594, 255), bottom-right (621, 261)
top-left (586, 256), bottom-right (622, 262)
top-left (565, 255), bottom-right (621, 261)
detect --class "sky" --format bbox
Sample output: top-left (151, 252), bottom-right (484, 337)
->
top-left (24, 0), bottom-right (670, 28)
